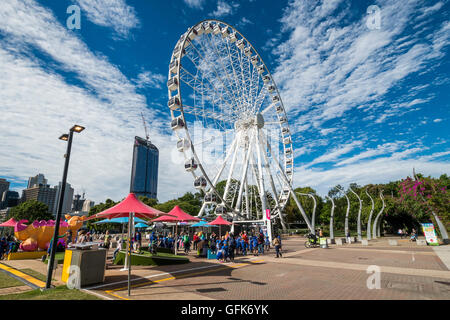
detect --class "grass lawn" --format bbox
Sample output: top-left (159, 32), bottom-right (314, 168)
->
top-left (43, 252), bottom-right (66, 264)
top-left (19, 268), bottom-right (54, 282)
top-left (0, 285), bottom-right (102, 300)
top-left (0, 271), bottom-right (24, 289)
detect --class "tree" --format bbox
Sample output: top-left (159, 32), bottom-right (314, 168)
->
top-left (9, 200), bottom-right (52, 222)
top-left (138, 196), bottom-right (158, 207)
top-left (86, 199), bottom-right (119, 232)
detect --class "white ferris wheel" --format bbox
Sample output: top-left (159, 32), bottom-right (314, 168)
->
top-left (167, 20), bottom-right (313, 241)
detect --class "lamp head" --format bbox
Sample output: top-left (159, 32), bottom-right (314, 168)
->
top-left (59, 134), bottom-right (69, 141)
top-left (71, 125), bottom-right (85, 133)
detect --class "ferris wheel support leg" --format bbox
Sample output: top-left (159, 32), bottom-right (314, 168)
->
top-left (211, 134), bottom-right (239, 187)
top-left (244, 178), bottom-right (250, 219)
top-left (197, 202), bottom-right (207, 217)
top-left (259, 130), bottom-right (287, 231)
top-left (249, 154), bottom-right (262, 220)
top-left (260, 132), bottom-right (313, 233)
top-left (222, 132), bottom-right (241, 204)
top-left (234, 131), bottom-right (254, 214)
top-left (255, 129), bottom-right (272, 243)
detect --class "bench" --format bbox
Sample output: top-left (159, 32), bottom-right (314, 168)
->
top-left (416, 239), bottom-right (427, 246)
top-left (388, 239), bottom-right (398, 246)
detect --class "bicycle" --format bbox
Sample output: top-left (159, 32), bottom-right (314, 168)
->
top-left (304, 233), bottom-right (320, 248)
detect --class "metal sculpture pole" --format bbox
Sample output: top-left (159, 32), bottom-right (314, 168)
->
top-left (349, 187), bottom-right (363, 241)
top-left (297, 193), bottom-right (317, 231)
top-left (325, 195), bottom-right (335, 243)
top-left (372, 191), bottom-right (385, 238)
top-left (339, 187), bottom-right (351, 237)
top-left (365, 189), bottom-right (375, 240)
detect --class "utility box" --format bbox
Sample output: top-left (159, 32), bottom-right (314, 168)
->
top-left (62, 247), bottom-right (107, 287)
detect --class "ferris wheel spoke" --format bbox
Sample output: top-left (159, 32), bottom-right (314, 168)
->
top-left (224, 40), bottom-right (246, 111)
top-left (180, 63), bottom-right (235, 118)
top-left (204, 34), bottom-right (244, 114)
top-left (188, 39), bottom-right (241, 113)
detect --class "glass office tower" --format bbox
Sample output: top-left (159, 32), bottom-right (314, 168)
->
top-left (130, 136), bottom-right (159, 199)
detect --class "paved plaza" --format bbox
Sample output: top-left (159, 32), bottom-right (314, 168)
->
top-left (1, 236), bottom-right (449, 300)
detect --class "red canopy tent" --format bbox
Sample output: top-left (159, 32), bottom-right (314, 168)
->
top-left (86, 193), bottom-right (167, 221)
top-left (86, 193), bottom-right (171, 296)
top-left (0, 218), bottom-right (18, 227)
top-left (151, 205), bottom-right (200, 255)
top-left (207, 215), bottom-right (232, 238)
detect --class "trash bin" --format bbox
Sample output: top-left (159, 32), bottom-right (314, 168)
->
top-left (62, 243), bottom-right (107, 286)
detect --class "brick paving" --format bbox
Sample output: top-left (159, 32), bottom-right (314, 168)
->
top-left (2, 236), bottom-right (449, 300)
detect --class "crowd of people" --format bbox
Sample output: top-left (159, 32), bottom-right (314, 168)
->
top-left (0, 235), bottom-right (19, 259)
top-left (143, 229), bottom-right (283, 262)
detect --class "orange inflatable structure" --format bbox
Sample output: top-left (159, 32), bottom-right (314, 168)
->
top-left (14, 215), bottom-right (86, 251)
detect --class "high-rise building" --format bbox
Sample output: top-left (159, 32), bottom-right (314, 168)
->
top-left (27, 174), bottom-right (47, 189)
top-left (21, 184), bottom-right (57, 213)
top-left (81, 199), bottom-right (95, 214)
top-left (1, 190), bottom-right (20, 209)
top-left (53, 182), bottom-right (74, 216)
top-left (0, 178), bottom-right (10, 201)
top-left (72, 194), bottom-right (84, 212)
top-left (130, 136), bottom-right (159, 199)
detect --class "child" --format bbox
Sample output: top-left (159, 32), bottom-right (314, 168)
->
top-left (252, 235), bottom-right (258, 256)
top-left (216, 243), bottom-right (224, 262)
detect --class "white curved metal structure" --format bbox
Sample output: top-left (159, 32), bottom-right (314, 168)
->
top-left (167, 20), bottom-right (313, 242)
top-left (372, 191), bottom-right (385, 238)
top-left (365, 189), bottom-right (375, 240)
top-left (297, 192), bottom-right (317, 231)
top-left (325, 195), bottom-right (335, 242)
top-left (349, 187), bottom-right (363, 241)
top-left (339, 187), bottom-right (351, 237)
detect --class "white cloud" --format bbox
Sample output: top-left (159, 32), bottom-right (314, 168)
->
top-left (294, 152), bottom-right (450, 197)
top-left (73, 0), bottom-right (140, 38)
top-left (0, 1), bottom-right (195, 204)
top-left (183, 0), bottom-right (205, 9)
top-left (134, 71), bottom-right (166, 89)
top-left (433, 118), bottom-right (443, 123)
top-left (335, 142), bottom-right (401, 166)
top-left (306, 140), bottom-right (364, 167)
top-left (210, 1), bottom-right (239, 17)
top-left (272, 0), bottom-right (450, 130)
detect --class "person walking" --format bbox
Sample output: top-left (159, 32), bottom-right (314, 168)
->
top-left (346, 230), bottom-right (351, 244)
top-left (183, 233), bottom-right (190, 254)
top-left (228, 234), bottom-right (236, 262)
top-left (257, 231), bottom-right (265, 255)
top-left (273, 235), bottom-right (282, 258)
top-left (193, 232), bottom-right (199, 250)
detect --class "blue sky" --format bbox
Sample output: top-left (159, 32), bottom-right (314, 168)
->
top-left (0, 0), bottom-right (449, 203)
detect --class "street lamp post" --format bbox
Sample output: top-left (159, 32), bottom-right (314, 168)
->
top-left (45, 125), bottom-right (84, 289)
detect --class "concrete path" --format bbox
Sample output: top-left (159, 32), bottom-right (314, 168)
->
top-left (433, 245), bottom-right (450, 269)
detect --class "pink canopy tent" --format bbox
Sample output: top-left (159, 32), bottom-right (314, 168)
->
top-left (86, 193), bottom-right (167, 221)
top-left (151, 205), bottom-right (200, 255)
top-left (0, 218), bottom-right (18, 227)
top-left (208, 215), bottom-right (232, 238)
top-left (86, 193), bottom-right (171, 296)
